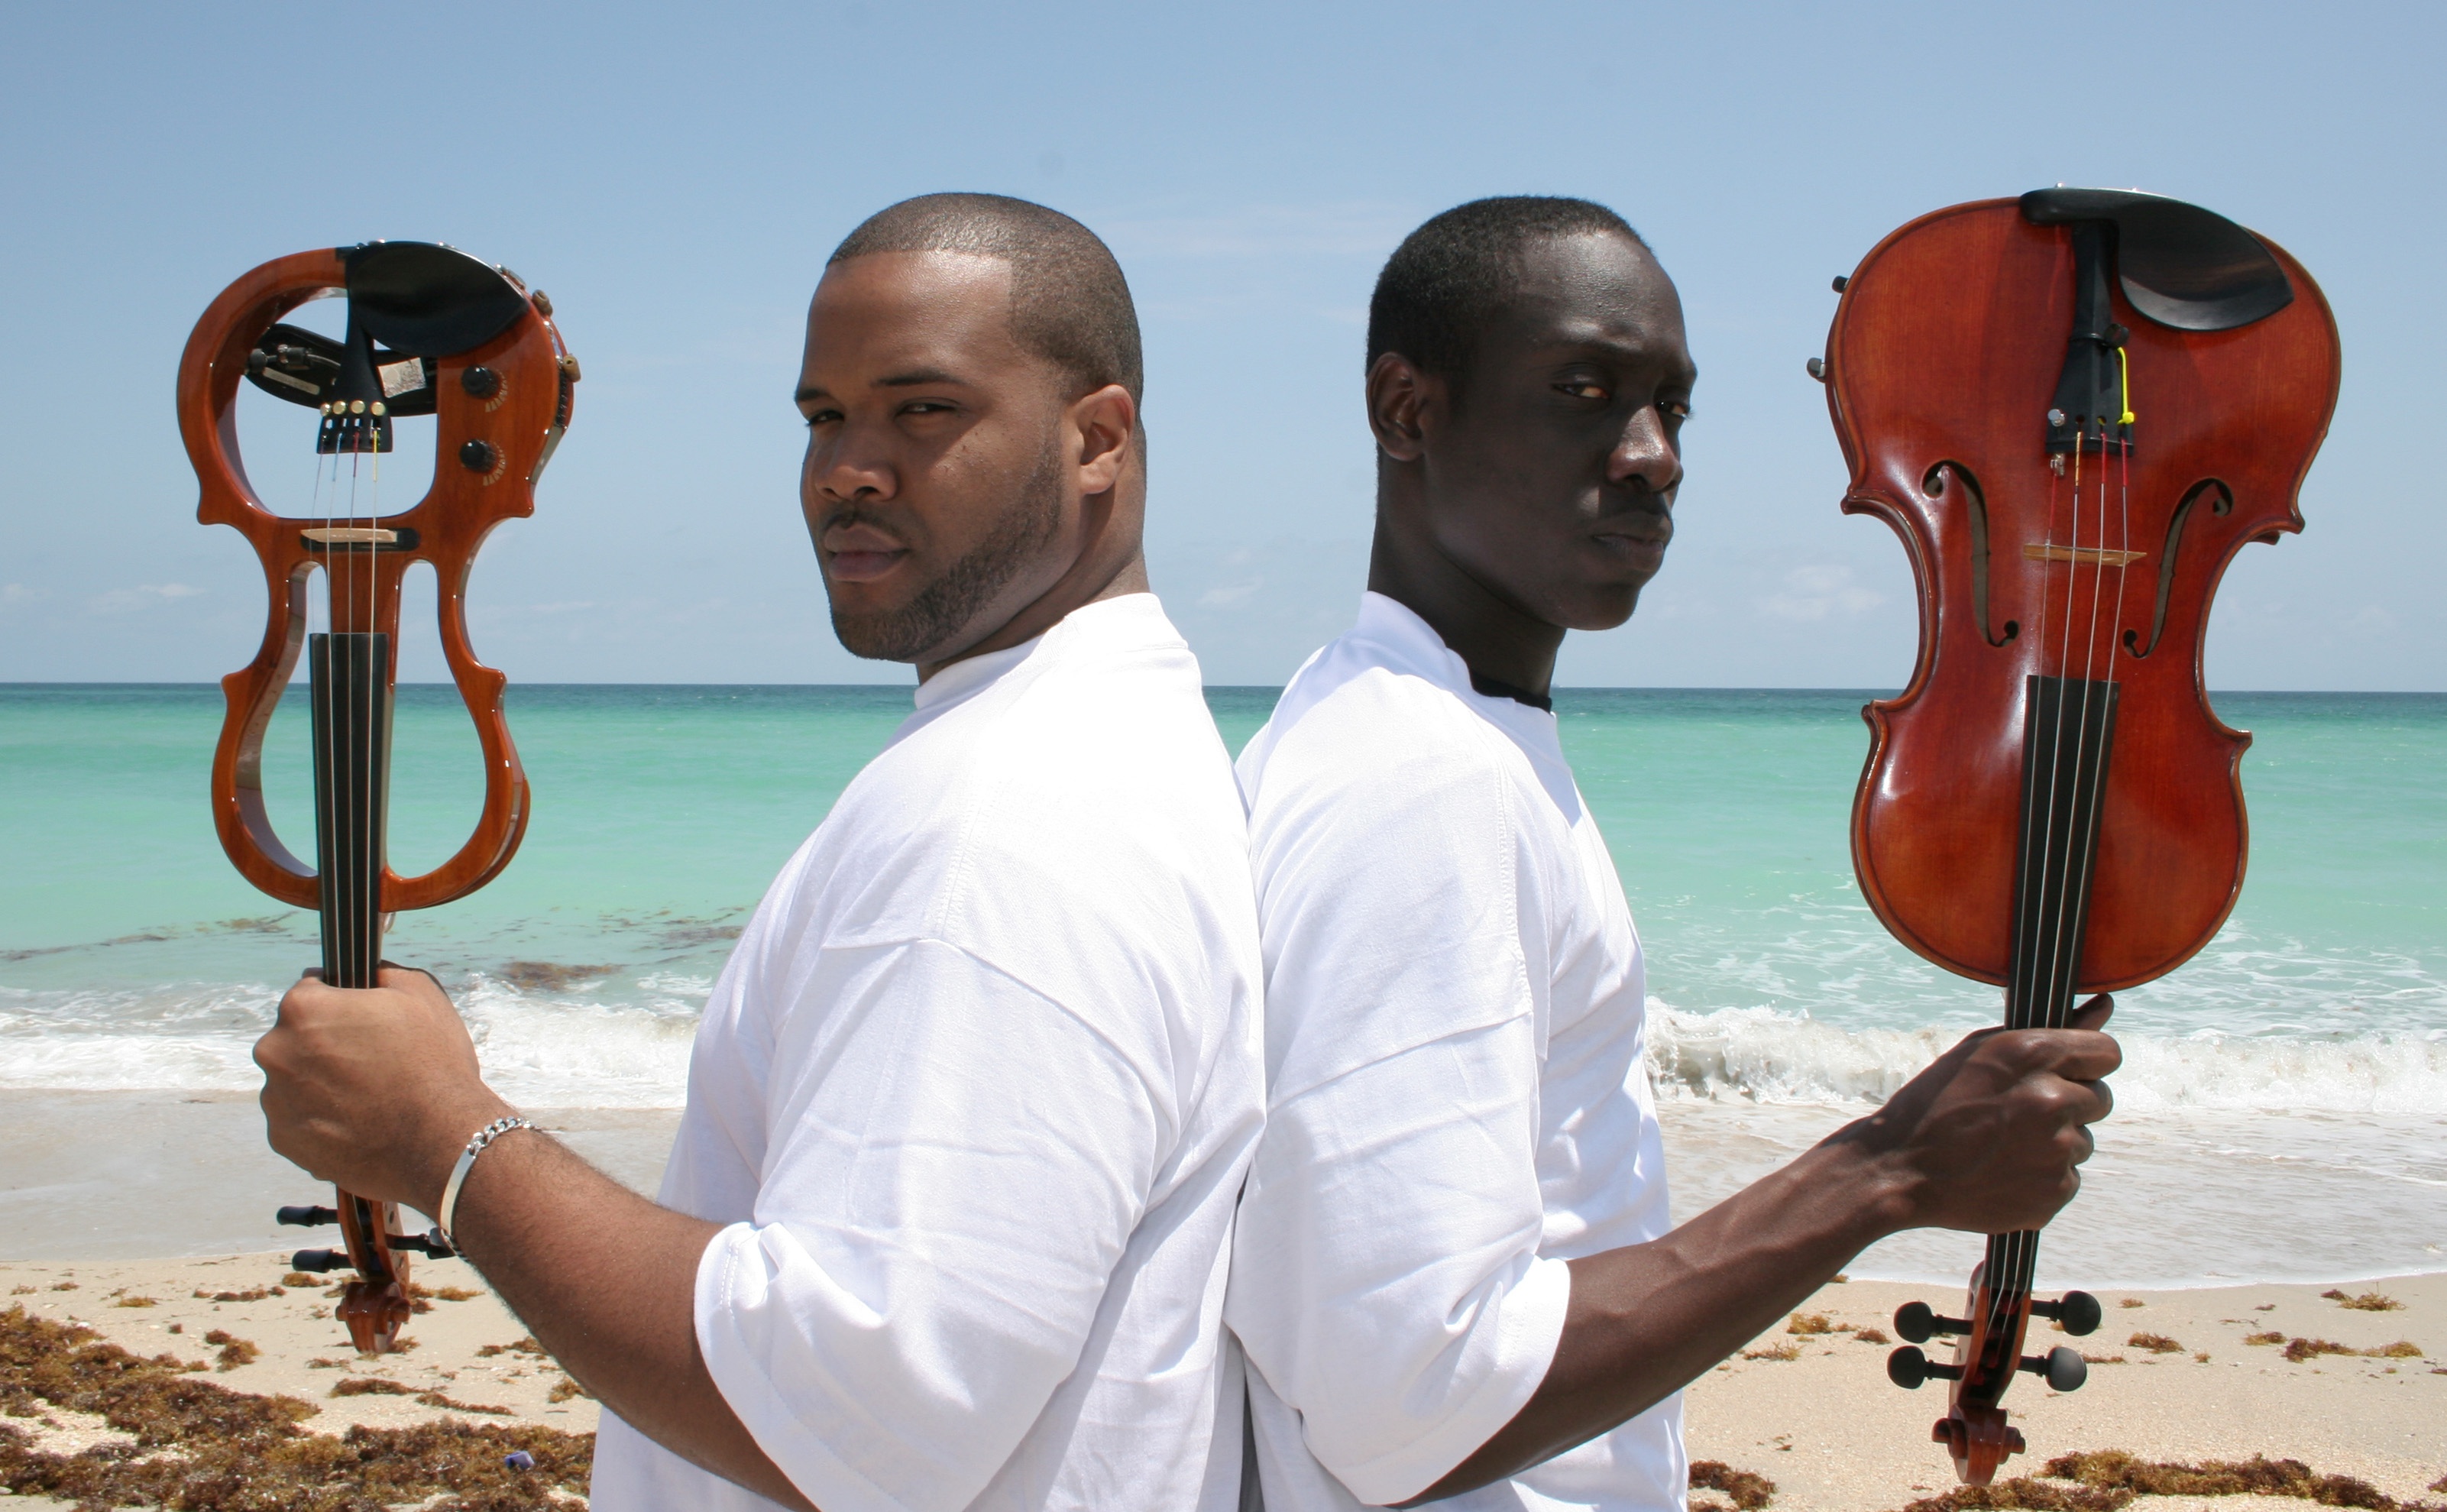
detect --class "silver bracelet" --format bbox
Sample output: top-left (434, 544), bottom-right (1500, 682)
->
top-left (437, 1115), bottom-right (533, 1250)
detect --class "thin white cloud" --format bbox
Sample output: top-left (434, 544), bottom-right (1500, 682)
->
top-left (1759, 565), bottom-right (1882, 622)
top-left (87, 583), bottom-right (204, 614)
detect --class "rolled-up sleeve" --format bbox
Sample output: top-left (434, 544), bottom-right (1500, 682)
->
top-left (1227, 729), bottom-right (1568, 1506)
top-left (695, 937), bottom-right (1164, 1512)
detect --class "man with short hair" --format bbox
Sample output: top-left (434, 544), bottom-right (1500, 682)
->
top-left (1226, 197), bottom-right (2118, 1509)
top-left (254, 193), bottom-right (1264, 1511)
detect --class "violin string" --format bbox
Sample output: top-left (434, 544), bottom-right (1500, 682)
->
top-left (348, 429), bottom-right (364, 986)
top-left (2021, 403), bottom-right (2102, 1312)
top-left (319, 333), bottom-right (341, 993)
top-left (365, 373), bottom-right (380, 990)
top-left (2064, 406), bottom-right (2112, 1035)
top-left (2063, 392), bottom-right (2134, 1051)
top-left (2028, 434), bottom-right (2083, 1038)
top-left (2015, 449), bottom-right (2064, 1034)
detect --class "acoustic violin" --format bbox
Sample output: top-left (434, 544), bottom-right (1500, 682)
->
top-left (176, 241), bottom-right (578, 1352)
top-left (1813, 190), bottom-right (2339, 1481)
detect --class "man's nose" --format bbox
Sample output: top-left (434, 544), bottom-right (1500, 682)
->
top-left (1608, 405), bottom-right (1682, 496)
top-left (806, 416), bottom-right (897, 504)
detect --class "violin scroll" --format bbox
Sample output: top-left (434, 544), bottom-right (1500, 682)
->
top-left (1883, 1271), bottom-right (2097, 1483)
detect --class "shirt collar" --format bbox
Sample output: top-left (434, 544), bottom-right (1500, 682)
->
top-left (1352, 592), bottom-right (1555, 715)
top-left (1348, 592), bottom-right (1576, 806)
top-left (908, 592), bottom-right (1177, 718)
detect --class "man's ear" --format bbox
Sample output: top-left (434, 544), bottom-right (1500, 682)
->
top-left (1366, 352), bottom-right (1435, 463)
top-left (1070, 384), bottom-right (1137, 497)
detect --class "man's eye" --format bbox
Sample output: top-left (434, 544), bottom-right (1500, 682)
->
top-left (802, 409), bottom-right (842, 428)
top-left (1559, 380), bottom-right (1610, 402)
top-left (1659, 399), bottom-right (1693, 421)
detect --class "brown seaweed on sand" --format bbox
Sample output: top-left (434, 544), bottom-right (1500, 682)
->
top-left (1690, 1459), bottom-right (1776, 1511)
top-left (2321, 1289), bottom-right (2406, 1312)
top-left (2281, 1336), bottom-right (2424, 1363)
top-left (1881, 1450), bottom-right (2447, 1512)
top-left (1, 1303), bottom-right (590, 1510)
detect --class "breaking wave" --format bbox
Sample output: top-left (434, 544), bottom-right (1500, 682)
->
top-left (1643, 1002), bottom-right (2447, 1116)
top-left (0, 969), bottom-right (710, 1108)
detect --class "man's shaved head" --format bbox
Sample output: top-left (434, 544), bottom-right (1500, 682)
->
top-left (1368, 196), bottom-right (1650, 395)
top-left (830, 193), bottom-right (1144, 412)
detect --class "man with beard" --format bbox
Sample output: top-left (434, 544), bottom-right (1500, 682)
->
top-left (1225, 197), bottom-right (2118, 1509)
top-left (254, 194), bottom-right (1264, 1511)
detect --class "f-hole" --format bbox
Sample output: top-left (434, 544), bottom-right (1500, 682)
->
top-left (2125, 479), bottom-right (2231, 659)
top-left (1926, 461), bottom-right (2018, 647)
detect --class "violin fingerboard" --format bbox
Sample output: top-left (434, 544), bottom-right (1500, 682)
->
top-left (2006, 675), bottom-right (2119, 1031)
top-left (309, 633), bottom-right (392, 989)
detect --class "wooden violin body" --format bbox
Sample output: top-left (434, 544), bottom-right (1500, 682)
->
top-left (180, 244), bottom-right (574, 917)
top-left (1821, 193), bottom-right (2339, 1481)
top-left (178, 242), bottom-right (575, 1352)
top-left (1830, 196), bottom-right (2339, 990)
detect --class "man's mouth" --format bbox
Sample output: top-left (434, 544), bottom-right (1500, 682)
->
top-left (821, 517), bottom-right (912, 584)
top-left (1591, 526), bottom-right (1671, 563)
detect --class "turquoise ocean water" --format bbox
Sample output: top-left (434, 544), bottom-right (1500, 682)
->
top-left (4, 684), bottom-right (2442, 1283)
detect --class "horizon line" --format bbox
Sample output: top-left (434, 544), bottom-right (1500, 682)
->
top-left (8, 682), bottom-right (2445, 697)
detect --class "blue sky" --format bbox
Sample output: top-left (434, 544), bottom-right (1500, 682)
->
top-left (4, 2), bottom-right (2439, 688)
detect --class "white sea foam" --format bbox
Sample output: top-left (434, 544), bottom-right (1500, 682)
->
top-left (454, 974), bottom-right (700, 1106)
top-left (0, 970), bottom-right (706, 1108)
top-left (1643, 1001), bottom-right (2447, 1114)
top-left (12, 976), bottom-right (2439, 1123)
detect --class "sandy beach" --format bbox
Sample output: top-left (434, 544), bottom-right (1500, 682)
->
top-left (3, 1092), bottom-right (2442, 1507)
top-left (3, 1246), bottom-right (2438, 1510)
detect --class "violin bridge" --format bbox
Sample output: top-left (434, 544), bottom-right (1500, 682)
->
top-left (301, 526), bottom-right (399, 545)
top-left (2022, 543), bottom-right (2145, 567)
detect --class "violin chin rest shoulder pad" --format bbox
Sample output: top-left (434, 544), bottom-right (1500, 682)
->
top-left (342, 241), bottom-right (532, 358)
top-left (2020, 187), bottom-right (2293, 332)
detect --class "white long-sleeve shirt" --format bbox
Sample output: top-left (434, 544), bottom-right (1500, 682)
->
top-left (1227, 592), bottom-right (1682, 1510)
top-left (591, 594), bottom-right (1265, 1512)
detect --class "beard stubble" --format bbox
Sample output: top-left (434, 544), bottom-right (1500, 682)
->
top-left (828, 437), bottom-right (1069, 663)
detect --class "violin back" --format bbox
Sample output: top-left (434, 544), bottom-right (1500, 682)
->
top-left (1827, 199), bottom-right (2339, 990)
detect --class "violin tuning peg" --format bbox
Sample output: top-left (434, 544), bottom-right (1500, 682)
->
top-left (290, 1248), bottom-right (349, 1274)
top-left (1893, 1300), bottom-right (1970, 1343)
top-left (2031, 1290), bottom-right (2102, 1336)
top-left (1887, 1345), bottom-right (1963, 1389)
top-left (2020, 1345), bottom-right (2089, 1392)
top-left (1832, 274), bottom-right (1849, 293)
top-left (1806, 357), bottom-right (1828, 382)
top-left (276, 1204), bottom-right (339, 1228)
top-left (386, 1228), bottom-right (458, 1260)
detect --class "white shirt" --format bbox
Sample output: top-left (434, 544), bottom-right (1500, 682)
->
top-left (1226, 593), bottom-right (1681, 1510)
top-left (591, 594), bottom-right (1265, 1512)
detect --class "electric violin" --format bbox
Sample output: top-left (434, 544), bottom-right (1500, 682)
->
top-left (1813, 191), bottom-right (2339, 1481)
top-left (176, 241), bottom-right (578, 1353)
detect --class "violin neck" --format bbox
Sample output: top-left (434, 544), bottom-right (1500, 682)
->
top-left (308, 633), bottom-right (393, 990)
top-left (2006, 674), bottom-right (2119, 1032)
